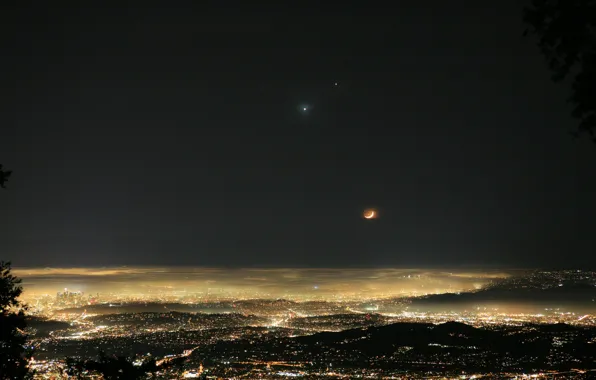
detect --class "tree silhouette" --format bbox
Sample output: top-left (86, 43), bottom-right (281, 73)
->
top-left (0, 164), bottom-right (11, 189)
top-left (523, 0), bottom-right (596, 141)
top-left (0, 261), bottom-right (32, 379)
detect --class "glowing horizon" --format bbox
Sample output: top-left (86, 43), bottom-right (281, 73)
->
top-left (14, 266), bottom-right (516, 302)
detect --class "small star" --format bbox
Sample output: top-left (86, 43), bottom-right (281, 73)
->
top-left (334, 82), bottom-right (338, 86)
top-left (303, 107), bottom-right (307, 111)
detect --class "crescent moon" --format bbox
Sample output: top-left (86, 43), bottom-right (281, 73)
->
top-left (364, 210), bottom-right (375, 219)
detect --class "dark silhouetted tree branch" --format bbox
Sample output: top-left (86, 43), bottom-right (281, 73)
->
top-left (523, 0), bottom-right (596, 141)
top-left (0, 261), bottom-right (33, 379)
top-left (0, 164), bottom-right (11, 189)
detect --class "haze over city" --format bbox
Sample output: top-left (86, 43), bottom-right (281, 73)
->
top-left (16, 267), bottom-right (511, 301)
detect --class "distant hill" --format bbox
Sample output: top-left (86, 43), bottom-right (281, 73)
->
top-left (296, 321), bottom-right (502, 350)
top-left (409, 281), bottom-right (596, 312)
top-left (192, 320), bottom-right (596, 373)
top-left (26, 317), bottom-right (70, 337)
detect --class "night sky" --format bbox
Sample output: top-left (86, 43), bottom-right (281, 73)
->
top-left (1, 2), bottom-right (595, 268)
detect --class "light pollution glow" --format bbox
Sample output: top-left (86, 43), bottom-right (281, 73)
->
top-left (14, 267), bottom-right (515, 302)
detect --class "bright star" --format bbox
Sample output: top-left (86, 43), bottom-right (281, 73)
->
top-left (299, 104), bottom-right (310, 113)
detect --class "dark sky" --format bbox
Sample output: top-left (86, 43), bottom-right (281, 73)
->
top-left (1, 2), bottom-right (595, 268)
